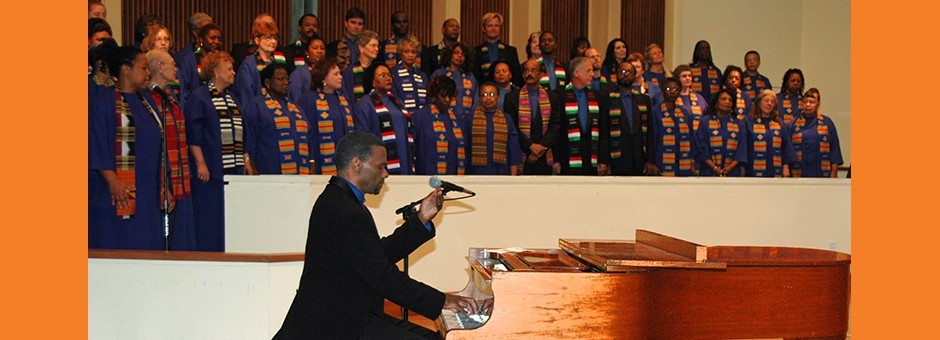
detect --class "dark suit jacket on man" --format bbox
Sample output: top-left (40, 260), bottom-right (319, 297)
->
top-left (504, 86), bottom-right (562, 175)
top-left (551, 86), bottom-right (610, 176)
top-left (274, 176), bottom-right (446, 339)
top-left (473, 41), bottom-right (523, 87)
top-left (607, 88), bottom-right (653, 175)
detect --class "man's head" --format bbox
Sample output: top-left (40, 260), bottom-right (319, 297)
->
top-left (569, 57), bottom-right (594, 88)
top-left (585, 48), bottom-right (602, 73)
top-left (522, 59), bottom-right (543, 87)
top-left (616, 61), bottom-right (636, 88)
top-left (391, 12), bottom-right (409, 37)
top-left (298, 14), bottom-right (319, 41)
top-left (481, 12), bottom-right (503, 41)
top-left (441, 18), bottom-right (460, 42)
top-left (345, 7), bottom-right (366, 38)
top-left (539, 31), bottom-right (556, 56)
top-left (744, 50), bottom-right (761, 73)
top-left (336, 131), bottom-right (387, 195)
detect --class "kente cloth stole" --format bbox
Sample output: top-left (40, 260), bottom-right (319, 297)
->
top-left (471, 108), bottom-right (509, 166)
top-left (352, 65), bottom-right (366, 99)
top-left (677, 93), bottom-right (704, 131)
top-left (564, 85), bottom-right (599, 169)
top-left (151, 91), bottom-right (192, 199)
top-left (538, 58), bottom-right (567, 88)
top-left (690, 66), bottom-right (721, 97)
top-left (743, 76), bottom-right (767, 99)
top-left (446, 70), bottom-right (475, 111)
top-left (194, 48), bottom-right (204, 79)
top-left (384, 37), bottom-right (400, 68)
top-left (209, 82), bottom-right (245, 170)
top-left (707, 116), bottom-right (740, 169)
top-left (750, 118), bottom-right (784, 177)
top-left (479, 43), bottom-right (505, 73)
top-left (780, 94), bottom-right (803, 125)
top-left (431, 105), bottom-right (466, 175)
top-left (262, 88), bottom-right (310, 174)
top-left (734, 89), bottom-right (748, 120)
top-left (372, 92), bottom-right (414, 174)
top-left (254, 51), bottom-right (287, 73)
top-left (114, 90), bottom-right (138, 218)
top-left (518, 87), bottom-right (554, 165)
top-left (396, 64), bottom-right (427, 110)
top-left (658, 103), bottom-right (692, 177)
top-left (291, 39), bottom-right (306, 68)
top-left (314, 92), bottom-right (353, 175)
top-left (607, 90), bottom-right (624, 159)
top-left (790, 114), bottom-right (830, 177)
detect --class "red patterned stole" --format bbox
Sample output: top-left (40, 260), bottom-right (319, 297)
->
top-left (262, 88), bottom-right (310, 174)
top-left (750, 117), bottom-right (784, 177)
top-left (290, 39), bottom-right (307, 69)
top-left (208, 82), bottom-right (245, 170)
top-left (314, 91), bottom-right (353, 175)
top-left (518, 87), bottom-right (554, 165)
top-left (707, 115), bottom-right (741, 170)
top-left (372, 91), bottom-right (414, 174)
top-left (471, 107), bottom-right (509, 166)
top-left (151, 91), bottom-right (191, 199)
top-left (563, 84), bottom-right (600, 169)
top-left (658, 103), bottom-right (692, 176)
top-left (790, 114), bottom-right (831, 177)
top-left (431, 105), bottom-right (466, 174)
top-left (114, 90), bottom-right (138, 218)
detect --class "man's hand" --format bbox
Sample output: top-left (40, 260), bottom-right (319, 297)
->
top-left (443, 293), bottom-right (478, 315)
top-left (418, 188), bottom-right (445, 224)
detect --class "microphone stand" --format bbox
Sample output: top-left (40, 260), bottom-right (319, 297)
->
top-left (394, 200), bottom-right (420, 321)
top-left (157, 91), bottom-right (173, 251)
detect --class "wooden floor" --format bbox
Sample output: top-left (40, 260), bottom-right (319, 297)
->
top-left (384, 299), bottom-right (439, 332)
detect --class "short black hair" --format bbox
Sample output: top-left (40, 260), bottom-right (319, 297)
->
top-left (134, 13), bottom-right (162, 44)
top-left (345, 7), bottom-right (365, 21)
top-left (336, 131), bottom-right (382, 173)
top-left (362, 62), bottom-right (391, 94)
top-left (260, 63), bottom-right (289, 83)
top-left (298, 13), bottom-right (317, 26)
top-left (428, 75), bottom-right (457, 98)
top-left (88, 18), bottom-right (112, 39)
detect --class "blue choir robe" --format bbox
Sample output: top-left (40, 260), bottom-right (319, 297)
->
top-left (776, 92), bottom-right (803, 126)
top-left (183, 84), bottom-right (242, 251)
top-left (649, 103), bottom-right (696, 177)
top-left (644, 70), bottom-right (666, 89)
top-left (742, 72), bottom-right (772, 101)
top-left (296, 90), bottom-right (354, 174)
top-left (234, 55), bottom-right (271, 105)
top-left (678, 92), bottom-right (709, 132)
top-left (690, 64), bottom-right (723, 104)
top-left (88, 89), bottom-right (165, 250)
top-left (391, 62), bottom-right (429, 111)
top-left (694, 114), bottom-right (748, 177)
top-left (430, 68), bottom-right (479, 121)
top-left (732, 88), bottom-right (753, 121)
top-left (353, 93), bottom-right (415, 174)
top-left (411, 105), bottom-right (467, 175)
top-left (341, 61), bottom-right (370, 103)
top-left (634, 83), bottom-right (664, 108)
top-left (173, 46), bottom-right (201, 108)
top-left (745, 116), bottom-right (797, 177)
top-left (243, 93), bottom-right (313, 174)
top-left (787, 114), bottom-right (843, 177)
top-left (464, 109), bottom-right (524, 175)
top-left (288, 63), bottom-right (313, 102)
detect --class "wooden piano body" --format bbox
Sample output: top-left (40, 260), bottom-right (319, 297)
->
top-left (438, 229), bottom-right (851, 339)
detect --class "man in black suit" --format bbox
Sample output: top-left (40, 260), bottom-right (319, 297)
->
top-left (421, 18), bottom-right (460, 76)
top-left (473, 12), bottom-right (522, 87)
top-left (551, 57), bottom-right (610, 176)
top-left (504, 59), bottom-right (561, 175)
top-left (274, 131), bottom-right (476, 339)
top-left (606, 61), bottom-right (653, 176)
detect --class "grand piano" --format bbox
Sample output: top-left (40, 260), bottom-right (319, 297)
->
top-left (437, 229), bottom-right (851, 339)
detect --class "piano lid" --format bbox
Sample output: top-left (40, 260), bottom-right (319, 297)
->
top-left (560, 230), bottom-right (727, 272)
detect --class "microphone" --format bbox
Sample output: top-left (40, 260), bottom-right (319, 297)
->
top-left (429, 176), bottom-right (475, 195)
top-left (149, 83), bottom-right (177, 104)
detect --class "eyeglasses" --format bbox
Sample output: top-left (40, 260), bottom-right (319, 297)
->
top-left (481, 93), bottom-right (497, 97)
top-left (259, 35), bottom-right (277, 41)
top-left (375, 73), bottom-right (391, 79)
top-left (664, 87), bottom-right (679, 91)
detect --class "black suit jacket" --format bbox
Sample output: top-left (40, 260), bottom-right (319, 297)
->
top-left (421, 41), bottom-right (448, 77)
top-left (551, 86), bottom-right (610, 175)
top-left (274, 176), bottom-right (445, 339)
top-left (607, 88), bottom-right (653, 175)
top-left (473, 41), bottom-right (523, 87)
top-left (504, 86), bottom-right (562, 175)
